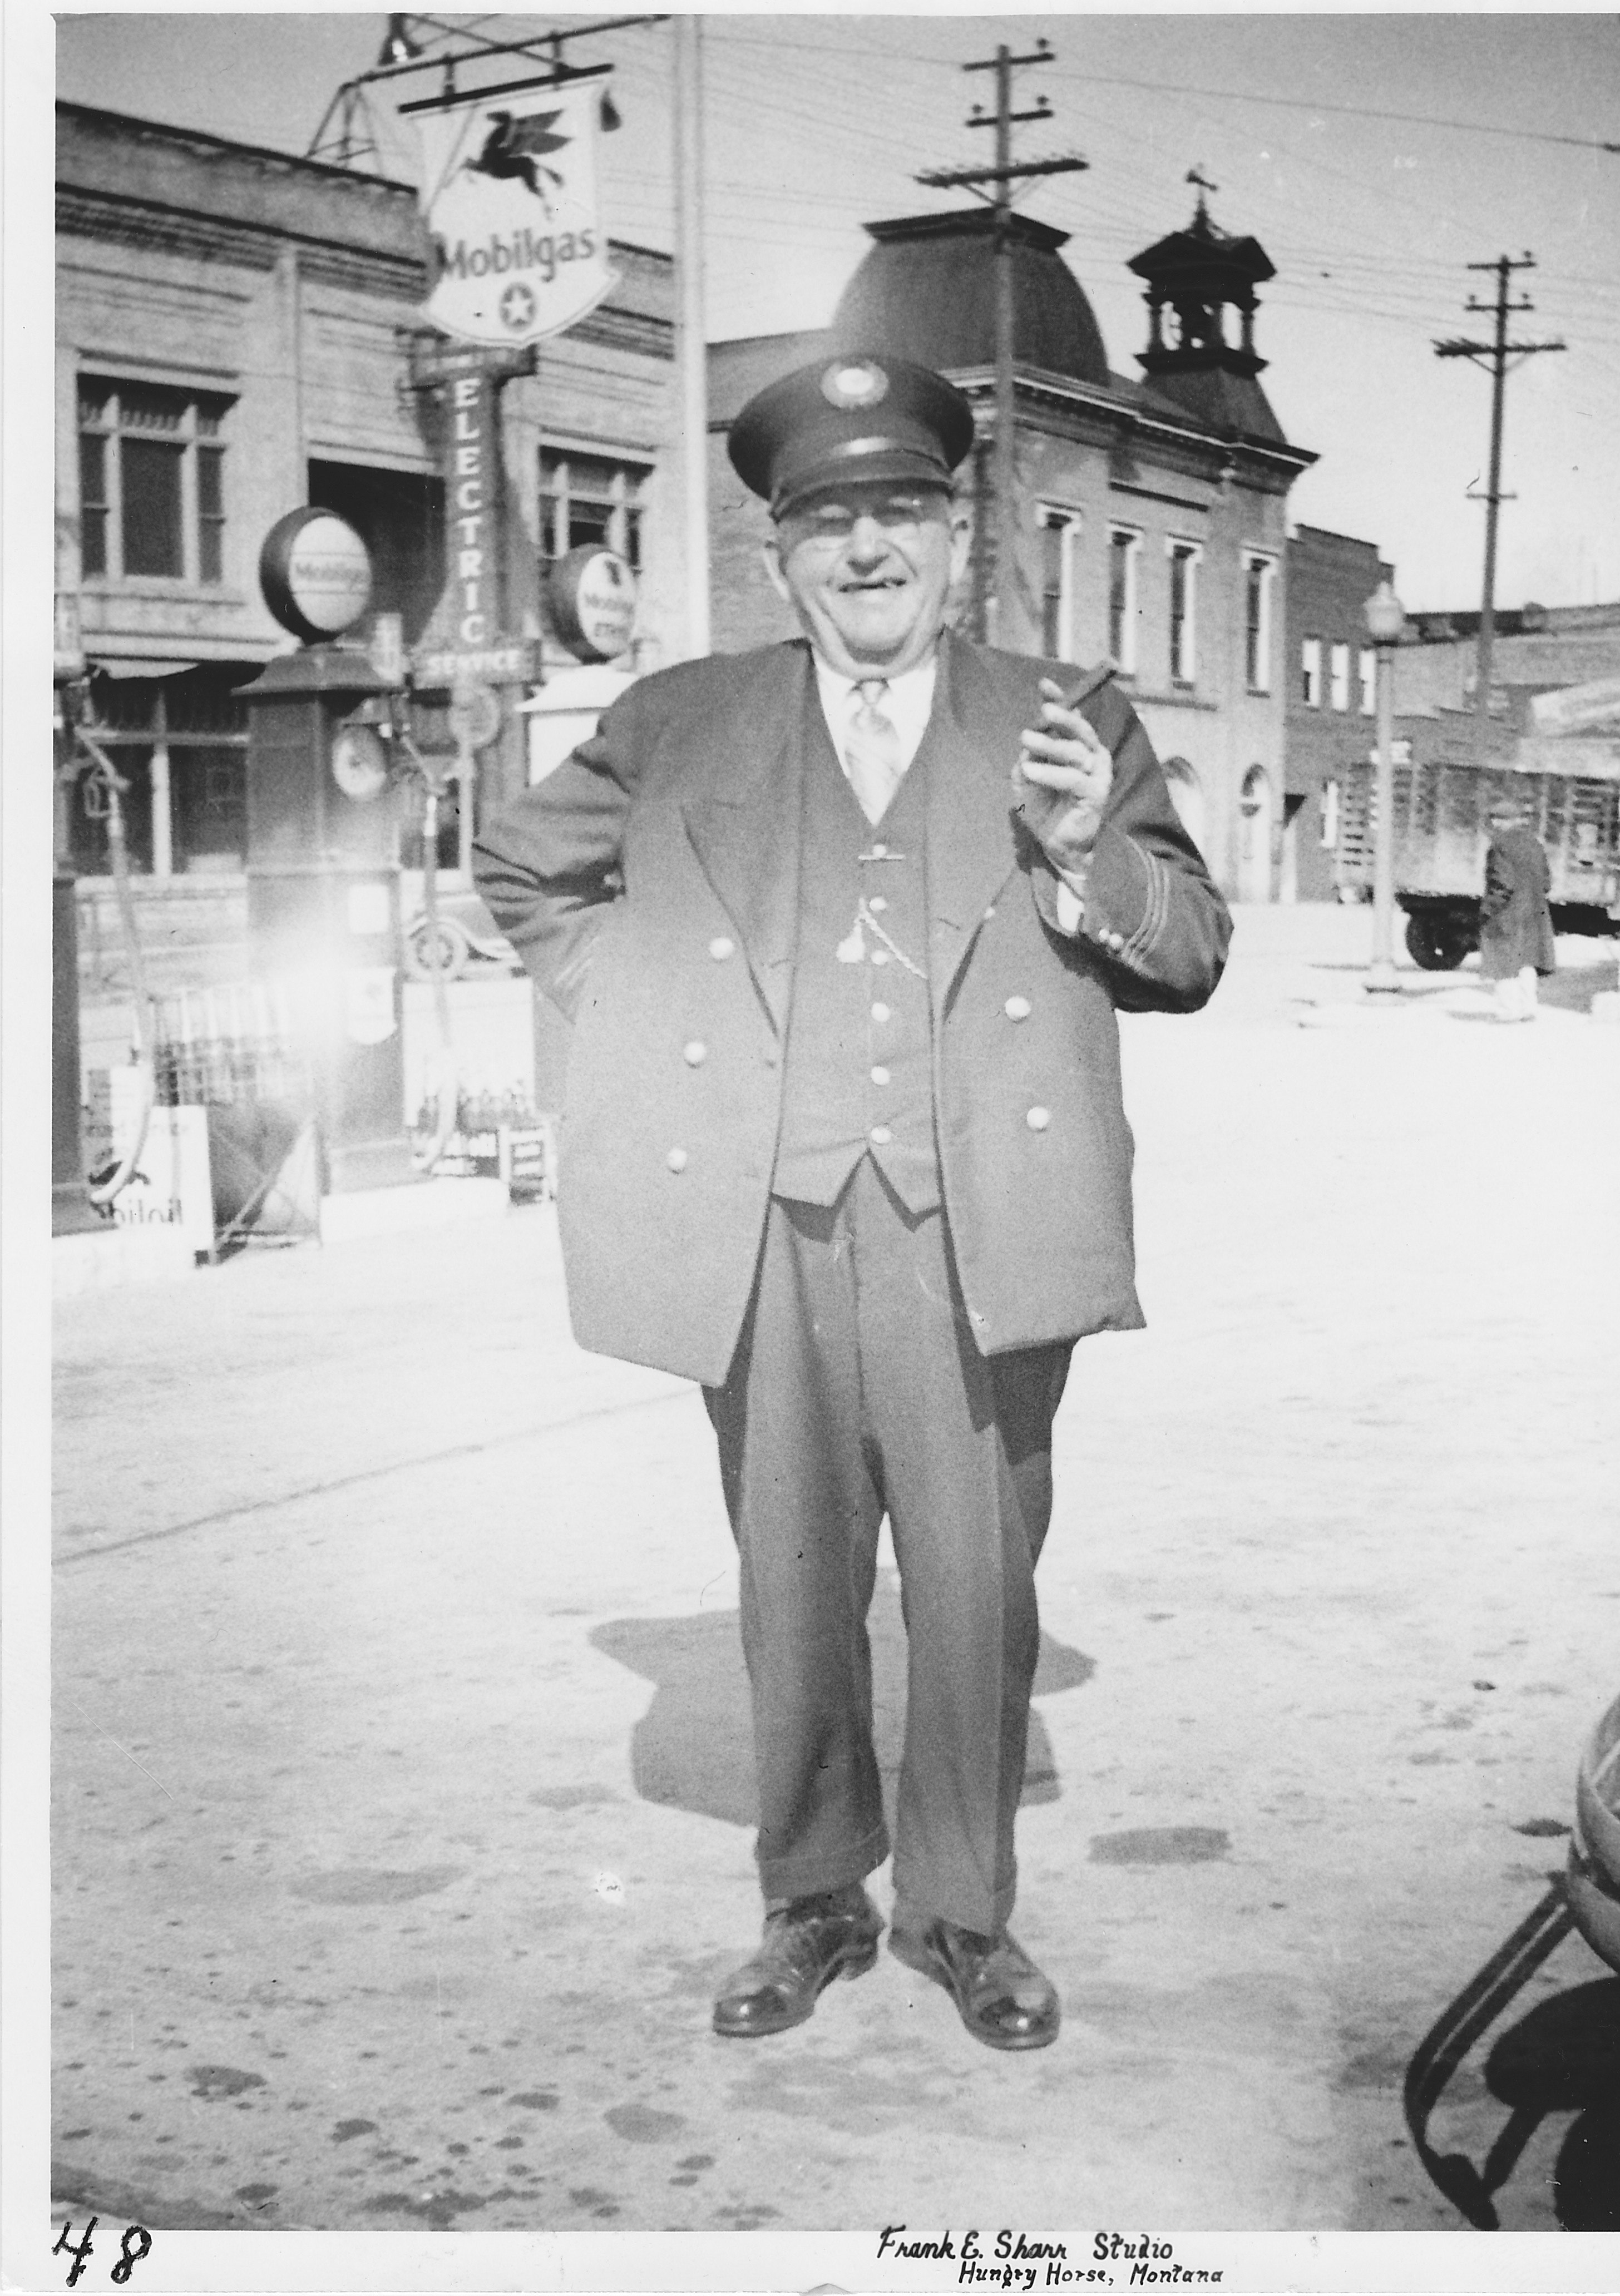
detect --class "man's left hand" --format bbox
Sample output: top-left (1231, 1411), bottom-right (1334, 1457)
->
top-left (1011, 678), bottom-right (1114, 871)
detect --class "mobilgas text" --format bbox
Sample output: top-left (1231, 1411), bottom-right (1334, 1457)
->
top-left (434, 228), bottom-right (597, 288)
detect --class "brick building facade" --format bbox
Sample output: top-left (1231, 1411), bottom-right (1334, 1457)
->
top-left (1282, 526), bottom-right (1391, 901)
top-left (707, 200), bottom-right (1317, 903)
top-left (55, 101), bottom-right (681, 892)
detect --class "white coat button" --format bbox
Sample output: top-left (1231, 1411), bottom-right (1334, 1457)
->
top-left (868, 895), bottom-right (888, 914)
top-left (871, 1002), bottom-right (891, 1023)
top-left (1110, 930), bottom-right (1126, 951)
top-left (683, 1040), bottom-right (707, 1066)
top-left (869, 842), bottom-right (889, 859)
top-left (666, 1147), bottom-right (689, 1171)
top-left (762, 1048), bottom-right (779, 1068)
top-left (984, 904), bottom-right (997, 921)
top-left (871, 948), bottom-right (890, 966)
top-left (870, 1065), bottom-right (891, 1086)
top-left (869, 1125), bottom-right (893, 1146)
top-left (1025, 1106), bottom-right (1051, 1132)
top-left (1005, 996), bottom-right (1031, 1021)
top-left (709, 936), bottom-right (735, 960)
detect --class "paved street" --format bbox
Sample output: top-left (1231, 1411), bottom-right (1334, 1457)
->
top-left (48, 909), bottom-right (1620, 2243)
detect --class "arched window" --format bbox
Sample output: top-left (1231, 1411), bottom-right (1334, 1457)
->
top-left (1239, 765), bottom-right (1273, 902)
top-left (1162, 755), bottom-right (1206, 858)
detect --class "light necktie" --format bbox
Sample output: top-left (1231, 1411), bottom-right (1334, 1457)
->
top-left (844, 680), bottom-right (905, 825)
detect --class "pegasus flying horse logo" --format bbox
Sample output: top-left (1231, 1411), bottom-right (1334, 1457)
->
top-left (463, 110), bottom-right (571, 211)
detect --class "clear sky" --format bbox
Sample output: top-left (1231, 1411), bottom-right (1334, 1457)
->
top-left (48, 7), bottom-right (1620, 612)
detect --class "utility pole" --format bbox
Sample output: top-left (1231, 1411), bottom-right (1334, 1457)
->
top-left (917, 42), bottom-right (1086, 645)
top-left (1435, 255), bottom-right (1565, 763)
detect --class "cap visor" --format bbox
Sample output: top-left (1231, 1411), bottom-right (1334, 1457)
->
top-left (773, 447), bottom-right (953, 516)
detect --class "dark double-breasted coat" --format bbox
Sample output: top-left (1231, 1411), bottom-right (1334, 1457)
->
top-left (473, 631), bottom-right (1233, 1387)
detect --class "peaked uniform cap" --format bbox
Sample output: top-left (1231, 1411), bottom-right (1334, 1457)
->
top-left (729, 352), bottom-right (975, 516)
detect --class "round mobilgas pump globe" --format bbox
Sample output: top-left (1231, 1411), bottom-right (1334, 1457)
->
top-left (548, 545), bottom-right (636, 662)
top-left (1568, 1691), bottom-right (1620, 1974)
top-left (260, 508), bottom-right (374, 644)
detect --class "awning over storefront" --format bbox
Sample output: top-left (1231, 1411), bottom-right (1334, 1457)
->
top-left (90, 658), bottom-right (200, 680)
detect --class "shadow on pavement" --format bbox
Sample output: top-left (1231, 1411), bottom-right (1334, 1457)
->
top-left (1487, 1978), bottom-right (1620, 2229)
top-left (1404, 1881), bottom-right (1620, 2229)
top-left (1540, 961), bottom-right (1620, 1014)
top-left (591, 1570), bottom-right (1094, 1832)
top-left (1305, 959), bottom-right (1618, 1014)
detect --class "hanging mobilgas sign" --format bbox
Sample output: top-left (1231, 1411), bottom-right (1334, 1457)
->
top-left (414, 82), bottom-right (616, 349)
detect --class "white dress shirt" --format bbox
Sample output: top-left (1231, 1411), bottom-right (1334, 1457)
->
top-left (814, 654), bottom-right (939, 786)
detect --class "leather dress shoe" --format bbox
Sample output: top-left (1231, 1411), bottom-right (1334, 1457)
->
top-left (713, 1886), bottom-right (883, 2038)
top-left (890, 1917), bottom-right (1060, 2051)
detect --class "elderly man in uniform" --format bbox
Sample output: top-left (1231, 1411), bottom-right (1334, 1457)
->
top-left (475, 352), bottom-right (1231, 2053)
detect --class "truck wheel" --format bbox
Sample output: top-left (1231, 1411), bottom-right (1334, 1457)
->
top-left (406, 916), bottom-right (472, 981)
top-left (1404, 913), bottom-right (1472, 972)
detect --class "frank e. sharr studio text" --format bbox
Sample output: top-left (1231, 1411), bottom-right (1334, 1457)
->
top-left (876, 2228), bottom-right (1224, 2287)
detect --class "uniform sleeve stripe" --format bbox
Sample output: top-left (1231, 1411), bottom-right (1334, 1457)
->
top-left (1122, 849), bottom-right (1167, 966)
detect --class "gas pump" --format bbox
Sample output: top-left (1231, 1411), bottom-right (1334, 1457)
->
top-left (241, 509), bottom-right (410, 1192)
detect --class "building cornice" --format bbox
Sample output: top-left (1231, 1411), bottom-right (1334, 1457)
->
top-left (60, 184), bottom-right (674, 342)
top-left (955, 363), bottom-right (1316, 486)
top-left (565, 306), bottom-right (674, 362)
top-left (57, 187), bottom-right (280, 274)
top-left (299, 245), bottom-right (429, 300)
top-left (58, 185), bottom-right (428, 291)
top-left (1109, 480), bottom-right (1213, 517)
top-left (58, 100), bottom-right (418, 200)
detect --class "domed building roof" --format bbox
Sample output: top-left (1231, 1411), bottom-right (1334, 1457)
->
top-left (828, 209), bottom-right (1112, 389)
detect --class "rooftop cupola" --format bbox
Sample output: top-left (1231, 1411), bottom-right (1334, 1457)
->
top-left (1127, 173), bottom-right (1286, 443)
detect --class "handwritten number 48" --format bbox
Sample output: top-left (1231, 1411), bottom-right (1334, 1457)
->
top-left (53, 2219), bottom-right (152, 2287)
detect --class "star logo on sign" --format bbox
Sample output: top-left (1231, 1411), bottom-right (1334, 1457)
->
top-left (499, 280), bottom-right (537, 333)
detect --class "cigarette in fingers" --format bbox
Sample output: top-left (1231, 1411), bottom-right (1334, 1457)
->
top-left (1057, 659), bottom-right (1118, 710)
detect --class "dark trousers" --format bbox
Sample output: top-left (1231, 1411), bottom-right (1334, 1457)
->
top-left (703, 1157), bottom-right (1072, 1935)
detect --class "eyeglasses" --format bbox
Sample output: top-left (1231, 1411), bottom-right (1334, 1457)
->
top-left (781, 493), bottom-right (949, 547)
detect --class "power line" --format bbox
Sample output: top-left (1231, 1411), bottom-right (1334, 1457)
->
top-left (602, 45), bottom-right (1619, 315)
top-left (697, 25), bottom-right (1617, 314)
top-left (703, 26), bottom-right (1620, 155)
top-left (1047, 65), bottom-right (1620, 157)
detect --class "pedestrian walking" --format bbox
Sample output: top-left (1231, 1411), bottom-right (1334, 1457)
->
top-left (474, 352), bottom-right (1231, 2053)
top-left (1480, 793), bottom-right (1555, 1022)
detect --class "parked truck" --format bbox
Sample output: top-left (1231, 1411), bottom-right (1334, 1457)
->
top-left (1333, 740), bottom-right (1620, 969)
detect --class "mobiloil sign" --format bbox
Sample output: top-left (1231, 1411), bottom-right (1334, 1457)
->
top-left (414, 82), bottom-right (615, 348)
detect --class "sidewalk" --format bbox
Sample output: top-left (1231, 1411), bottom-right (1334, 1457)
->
top-left (47, 905), bottom-right (1620, 2245)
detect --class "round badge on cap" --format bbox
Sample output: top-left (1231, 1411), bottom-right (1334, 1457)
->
top-left (821, 360), bottom-right (888, 411)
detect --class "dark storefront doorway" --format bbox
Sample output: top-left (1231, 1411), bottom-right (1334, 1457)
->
top-left (307, 461), bottom-right (444, 648)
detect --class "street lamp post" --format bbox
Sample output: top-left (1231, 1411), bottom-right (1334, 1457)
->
top-left (1364, 580), bottom-right (1406, 996)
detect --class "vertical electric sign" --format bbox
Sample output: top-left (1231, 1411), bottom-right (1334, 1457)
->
top-left (448, 366), bottom-right (496, 649)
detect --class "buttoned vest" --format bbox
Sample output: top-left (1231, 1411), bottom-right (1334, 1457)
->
top-left (772, 706), bottom-right (939, 1213)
